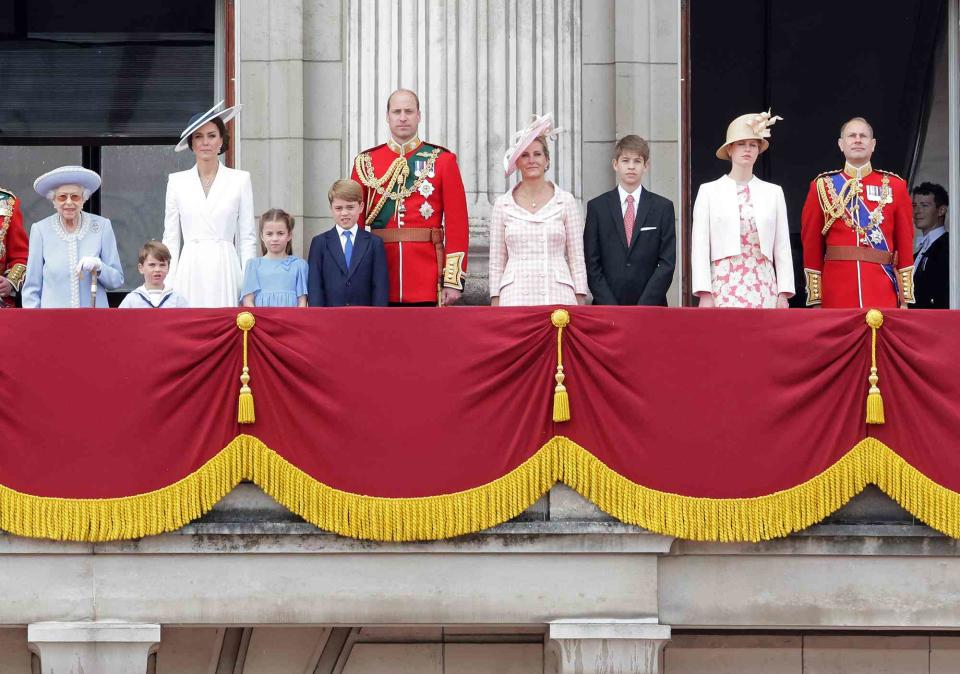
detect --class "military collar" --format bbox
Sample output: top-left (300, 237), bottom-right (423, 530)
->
top-left (387, 136), bottom-right (422, 156)
top-left (843, 161), bottom-right (873, 180)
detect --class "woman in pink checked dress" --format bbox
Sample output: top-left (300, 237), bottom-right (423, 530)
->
top-left (489, 114), bottom-right (587, 307)
top-left (691, 111), bottom-right (795, 308)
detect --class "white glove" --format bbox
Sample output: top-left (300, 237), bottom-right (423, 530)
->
top-left (76, 256), bottom-right (103, 274)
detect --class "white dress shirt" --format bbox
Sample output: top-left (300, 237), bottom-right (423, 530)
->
top-left (915, 225), bottom-right (946, 270)
top-left (335, 224), bottom-right (359, 253)
top-left (617, 184), bottom-right (644, 217)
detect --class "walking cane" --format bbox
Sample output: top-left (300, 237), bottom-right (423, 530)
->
top-left (90, 269), bottom-right (99, 308)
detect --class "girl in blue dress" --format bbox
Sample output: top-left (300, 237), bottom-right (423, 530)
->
top-left (241, 209), bottom-right (309, 307)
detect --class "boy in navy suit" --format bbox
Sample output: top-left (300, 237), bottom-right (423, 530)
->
top-left (308, 180), bottom-right (389, 306)
top-left (583, 135), bottom-right (676, 305)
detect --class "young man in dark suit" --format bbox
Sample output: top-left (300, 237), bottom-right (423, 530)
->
top-left (308, 180), bottom-right (389, 307)
top-left (912, 182), bottom-right (950, 309)
top-left (583, 135), bottom-right (676, 305)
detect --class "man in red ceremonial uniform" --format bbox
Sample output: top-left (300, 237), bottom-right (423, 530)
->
top-left (800, 117), bottom-right (914, 308)
top-left (0, 187), bottom-right (28, 308)
top-left (351, 89), bottom-right (469, 306)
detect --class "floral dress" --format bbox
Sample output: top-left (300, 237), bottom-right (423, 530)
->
top-left (710, 184), bottom-right (779, 308)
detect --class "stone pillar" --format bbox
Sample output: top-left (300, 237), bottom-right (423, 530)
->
top-left (581, 0), bottom-right (681, 305)
top-left (237, 0), bottom-right (306, 254)
top-left (28, 621), bottom-right (160, 674)
top-left (547, 620), bottom-right (671, 674)
top-left (345, 0), bottom-right (583, 303)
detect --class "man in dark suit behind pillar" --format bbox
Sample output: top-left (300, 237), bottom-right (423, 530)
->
top-left (911, 182), bottom-right (950, 309)
top-left (583, 135), bottom-right (676, 306)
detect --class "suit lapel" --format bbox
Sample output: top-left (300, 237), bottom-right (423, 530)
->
top-left (628, 189), bottom-right (653, 250)
top-left (326, 230), bottom-right (348, 275)
top-left (346, 231), bottom-right (370, 279)
top-left (605, 190), bottom-right (628, 250)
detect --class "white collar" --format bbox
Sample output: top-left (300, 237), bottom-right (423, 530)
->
top-left (136, 285), bottom-right (173, 307)
top-left (918, 225), bottom-right (947, 251)
top-left (618, 184), bottom-right (643, 204)
top-left (336, 224), bottom-right (359, 237)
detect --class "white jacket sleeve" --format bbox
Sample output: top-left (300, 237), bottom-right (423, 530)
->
top-left (690, 185), bottom-right (712, 295)
top-left (773, 185), bottom-right (796, 297)
top-left (161, 175), bottom-right (182, 284)
top-left (237, 172), bottom-right (257, 272)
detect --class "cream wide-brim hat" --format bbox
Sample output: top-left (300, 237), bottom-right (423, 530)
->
top-left (175, 100), bottom-right (243, 152)
top-left (33, 166), bottom-right (102, 200)
top-left (715, 110), bottom-right (782, 160)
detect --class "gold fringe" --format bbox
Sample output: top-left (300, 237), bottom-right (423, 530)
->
top-left (865, 309), bottom-right (885, 425)
top-left (4, 436), bottom-right (960, 543)
top-left (236, 312), bottom-right (256, 424)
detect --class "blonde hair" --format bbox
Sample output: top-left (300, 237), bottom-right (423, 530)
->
top-left (259, 208), bottom-right (295, 255)
top-left (328, 179), bottom-right (363, 204)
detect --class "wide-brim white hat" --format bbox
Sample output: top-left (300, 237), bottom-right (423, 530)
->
top-left (716, 110), bottom-right (783, 160)
top-left (175, 100), bottom-right (243, 152)
top-left (33, 166), bottom-right (102, 199)
top-left (503, 113), bottom-right (562, 176)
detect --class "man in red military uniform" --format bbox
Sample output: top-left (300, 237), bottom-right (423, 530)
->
top-left (351, 89), bottom-right (469, 306)
top-left (0, 187), bottom-right (28, 308)
top-left (801, 117), bottom-right (914, 308)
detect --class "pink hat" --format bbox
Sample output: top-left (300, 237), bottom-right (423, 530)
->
top-left (503, 113), bottom-right (563, 176)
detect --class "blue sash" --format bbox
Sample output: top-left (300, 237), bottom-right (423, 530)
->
top-left (830, 174), bottom-right (898, 293)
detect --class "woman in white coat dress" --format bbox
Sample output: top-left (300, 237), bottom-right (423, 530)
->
top-left (162, 101), bottom-right (257, 307)
top-left (691, 111), bottom-right (795, 308)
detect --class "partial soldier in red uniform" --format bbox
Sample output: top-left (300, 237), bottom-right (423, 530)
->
top-left (801, 117), bottom-right (914, 308)
top-left (351, 89), bottom-right (469, 306)
top-left (0, 187), bottom-right (28, 308)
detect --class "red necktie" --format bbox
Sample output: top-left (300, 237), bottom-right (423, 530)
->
top-left (624, 194), bottom-right (636, 244)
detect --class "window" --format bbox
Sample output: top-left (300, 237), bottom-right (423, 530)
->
top-left (0, 0), bottom-right (219, 295)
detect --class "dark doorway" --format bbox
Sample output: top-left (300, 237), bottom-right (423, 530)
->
top-left (686, 0), bottom-right (945, 305)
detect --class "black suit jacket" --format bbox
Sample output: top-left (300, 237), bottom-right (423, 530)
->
top-left (583, 187), bottom-right (677, 305)
top-left (914, 231), bottom-right (949, 309)
top-left (307, 227), bottom-right (389, 307)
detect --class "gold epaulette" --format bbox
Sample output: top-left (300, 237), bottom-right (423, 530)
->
top-left (877, 169), bottom-right (904, 180)
top-left (425, 142), bottom-right (452, 155)
top-left (815, 170), bottom-right (841, 180)
top-left (359, 143), bottom-right (387, 156)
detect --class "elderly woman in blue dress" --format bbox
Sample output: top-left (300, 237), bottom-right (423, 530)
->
top-left (21, 166), bottom-right (123, 308)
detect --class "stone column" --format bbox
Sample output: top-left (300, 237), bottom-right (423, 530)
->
top-left (345, 0), bottom-right (583, 303)
top-left (546, 620), bottom-right (671, 674)
top-left (28, 621), bottom-right (160, 674)
top-left (581, 0), bottom-right (681, 305)
top-left (237, 0), bottom-right (306, 254)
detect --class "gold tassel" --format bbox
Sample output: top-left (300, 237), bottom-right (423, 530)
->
top-left (551, 309), bottom-right (571, 422)
top-left (236, 311), bottom-right (256, 424)
top-left (865, 309), bottom-right (884, 425)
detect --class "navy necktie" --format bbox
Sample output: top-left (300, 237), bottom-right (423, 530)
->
top-left (343, 230), bottom-right (353, 267)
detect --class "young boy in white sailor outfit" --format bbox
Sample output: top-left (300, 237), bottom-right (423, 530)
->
top-left (119, 241), bottom-right (190, 308)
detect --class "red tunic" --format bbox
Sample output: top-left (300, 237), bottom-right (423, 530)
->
top-left (800, 164), bottom-right (914, 308)
top-left (351, 137), bottom-right (469, 304)
top-left (0, 189), bottom-right (28, 308)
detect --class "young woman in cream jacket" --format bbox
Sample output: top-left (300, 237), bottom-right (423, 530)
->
top-left (691, 111), bottom-right (794, 308)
